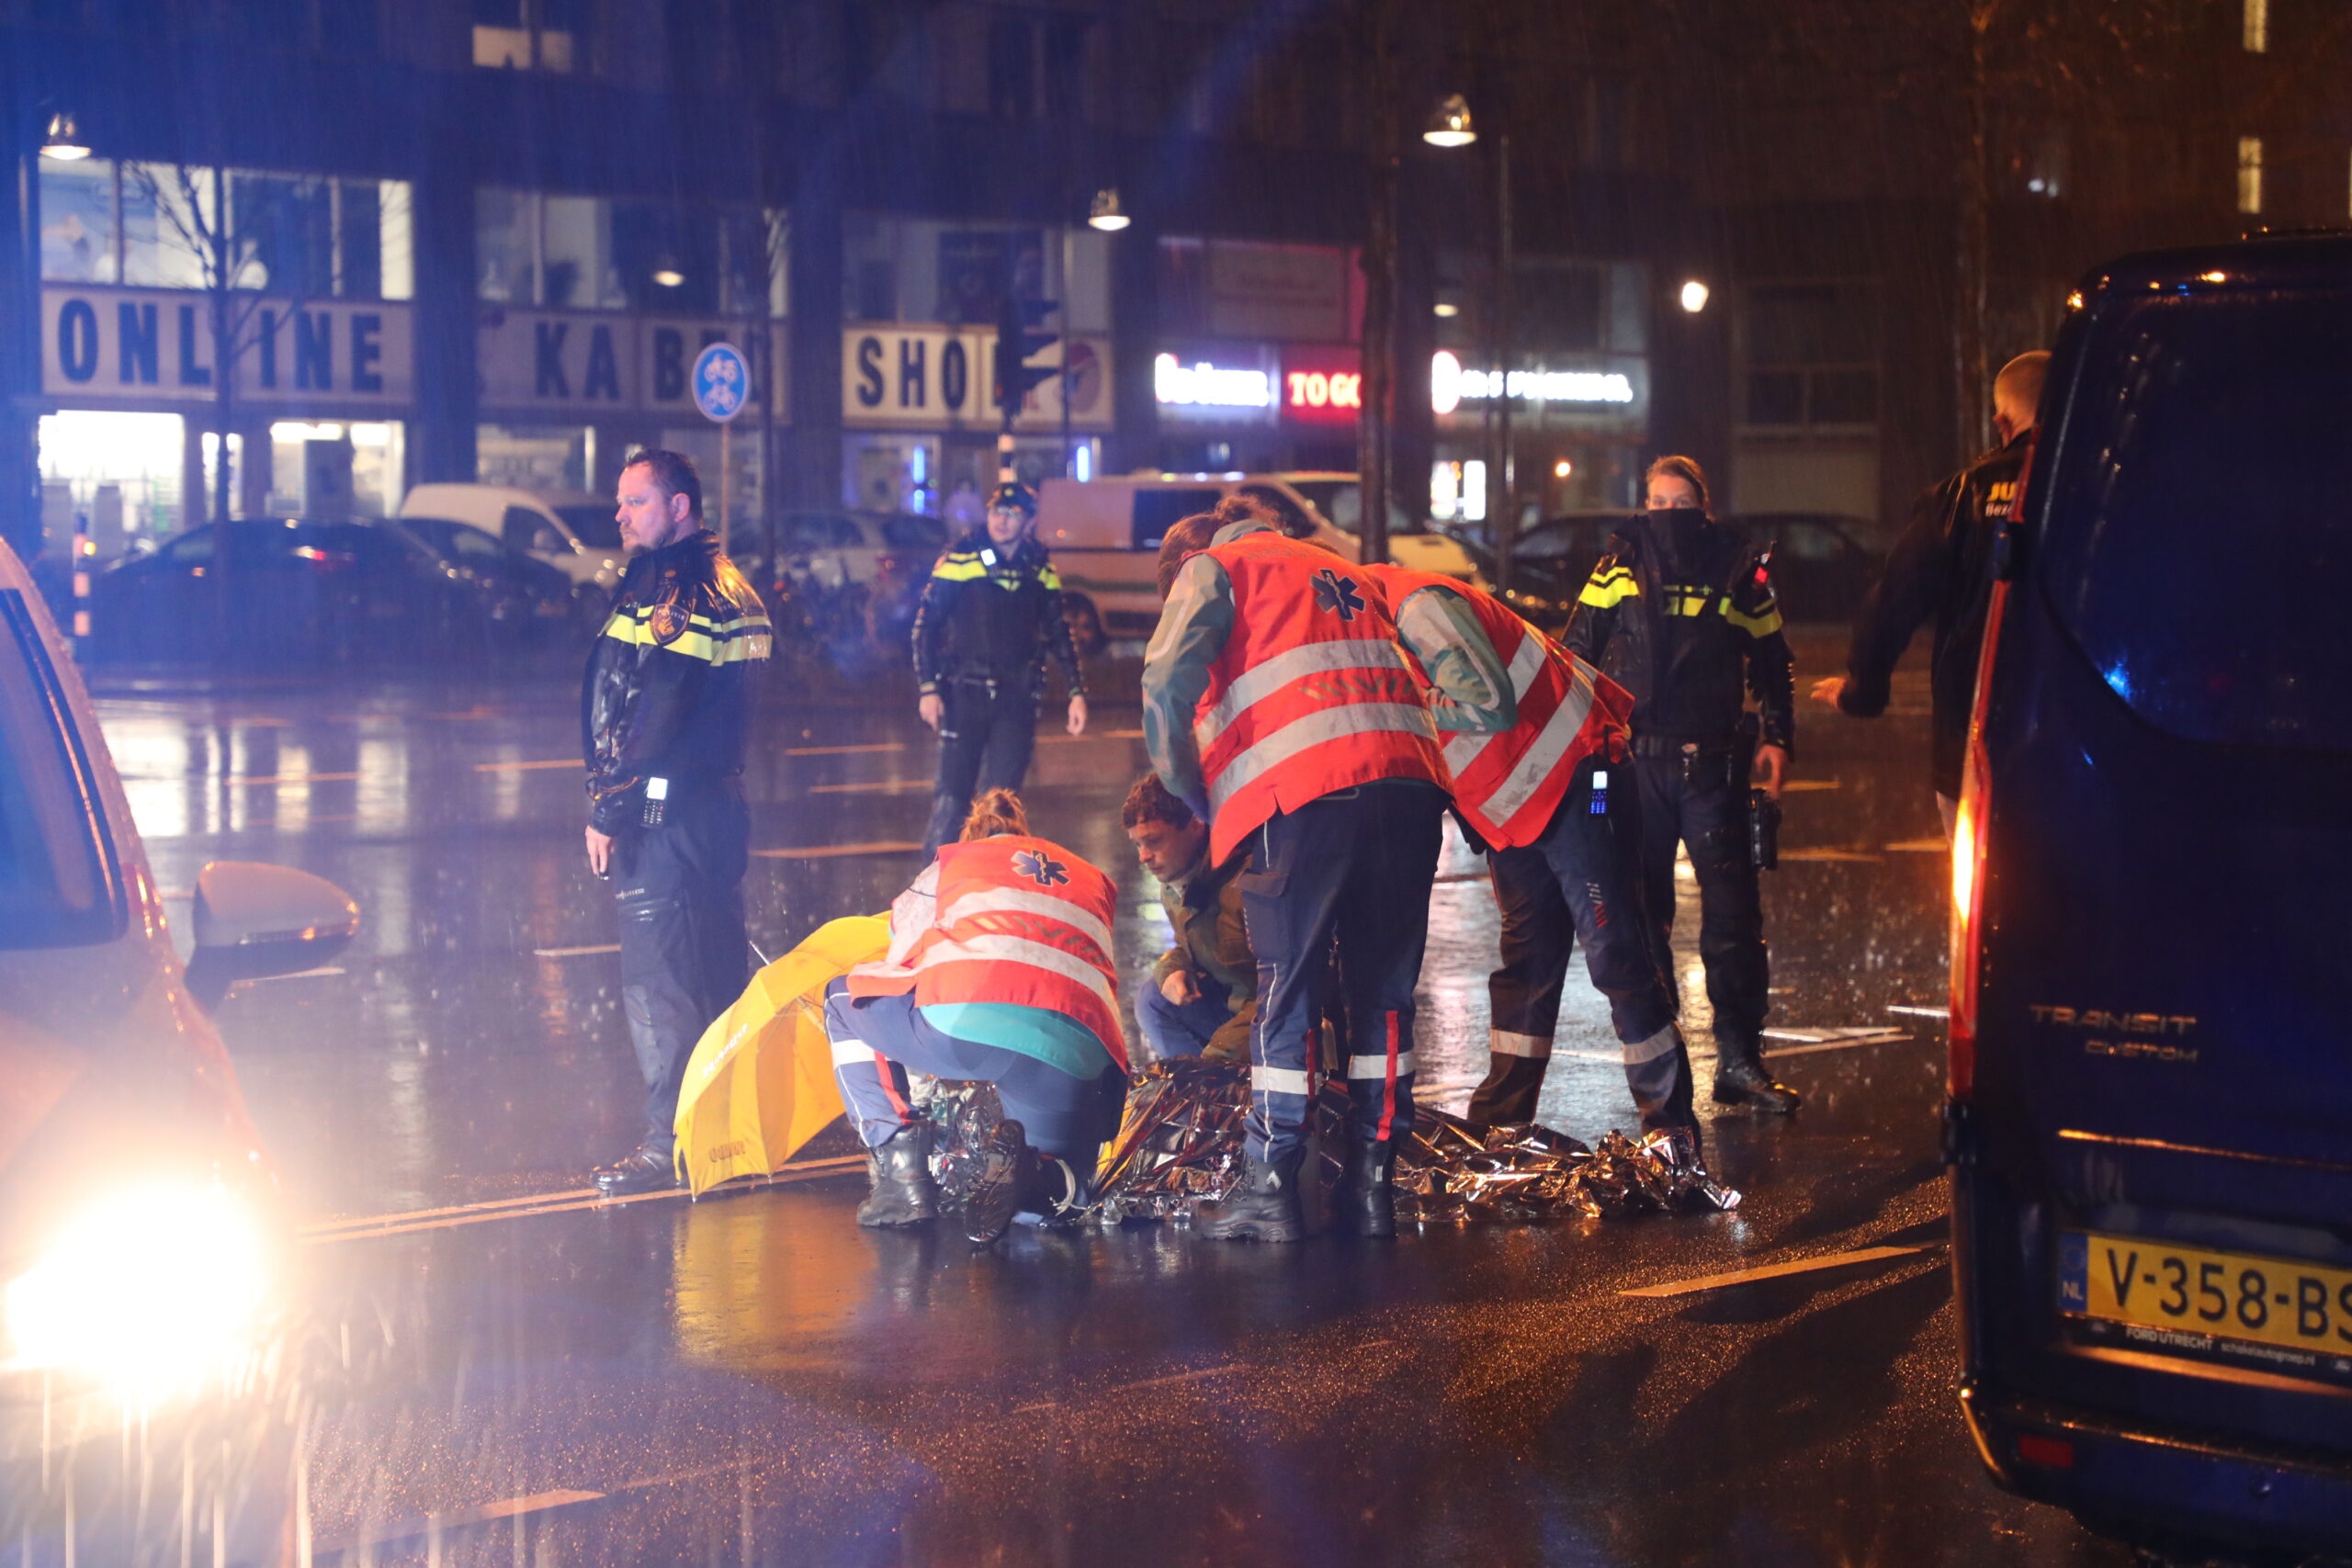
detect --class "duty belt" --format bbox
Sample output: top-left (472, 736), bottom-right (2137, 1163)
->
top-left (1629, 734), bottom-right (1740, 759)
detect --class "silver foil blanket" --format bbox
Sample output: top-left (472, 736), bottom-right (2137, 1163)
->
top-left (932, 1060), bottom-right (1739, 1225)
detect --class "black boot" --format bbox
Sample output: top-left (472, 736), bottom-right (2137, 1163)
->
top-left (856, 1124), bottom-right (940, 1227)
top-left (1713, 1043), bottom-right (1802, 1112)
top-left (1464, 1054), bottom-right (1550, 1127)
top-left (593, 1144), bottom-right (678, 1197)
top-left (1197, 1149), bottom-right (1306, 1243)
top-left (1334, 1139), bottom-right (1396, 1238)
top-left (964, 1120), bottom-right (1079, 1245)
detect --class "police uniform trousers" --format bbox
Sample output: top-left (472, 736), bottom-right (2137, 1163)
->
top-left (820, 978), bottom-right (1122, 1161)
top-left (1634, 742), bottom-right (1770, 1052)
top-left (615, 781), bottom-right (751, 1154)
top-left (922, 676), bottom-right (1038, 857)
top-left (1469, 755), bottom-right (1695, 1134)
top-left (1237, 779), bottom-right (1444, 1164)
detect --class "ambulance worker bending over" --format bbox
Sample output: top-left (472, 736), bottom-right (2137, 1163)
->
top-left (824, 789), bottom-right (1126, 1245)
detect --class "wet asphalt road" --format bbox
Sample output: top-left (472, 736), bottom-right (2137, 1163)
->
top-left (54, 629), bottom-right (2130, 1566)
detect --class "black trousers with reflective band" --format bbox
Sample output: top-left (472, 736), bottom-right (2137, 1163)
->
top-left (922, 678), bottom-right (1037, 857)
top-left (1474, 757), bottom-right (1689, 1131)
top-left (1633, 750), bottom-right (1769, 1050)
top-left (614, 787), bottom-right (750, 1150)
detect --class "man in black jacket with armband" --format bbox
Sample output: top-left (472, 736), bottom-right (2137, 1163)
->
top-left (582, 449), bottom-right (772, 1196)
top-left (912, 482), bottom-right (1087, 857)
top-left (1566, 456), bottom-right (1802, 1114)
top-left (1811, 352), bottom-right (2046, 836)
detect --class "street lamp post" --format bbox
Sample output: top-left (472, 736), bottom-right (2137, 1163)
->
top-left (1425, 94), bottom-right (1514, 594)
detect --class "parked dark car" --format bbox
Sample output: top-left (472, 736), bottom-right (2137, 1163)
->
top-left (384, 515), bottom-right (584, 637)
top-left (1446, 509), bottom-right (1884, 634)
top-left (1951, 235), bottom-right (2352, 1559)
top-left (90, 518), bottom-right (548, 664)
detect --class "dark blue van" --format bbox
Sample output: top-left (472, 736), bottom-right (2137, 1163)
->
top-left (1951, 235), bottom-right (2352, 1559)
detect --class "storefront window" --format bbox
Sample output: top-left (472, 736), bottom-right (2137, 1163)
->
top-left (47, 161), bottom-right (413, 300)
top-left (478, 189), bottom-right (787, 316)
top-left (843, 214), bottom-right (1109, 332)
top-left (37, 412), bottom-right (187, 547)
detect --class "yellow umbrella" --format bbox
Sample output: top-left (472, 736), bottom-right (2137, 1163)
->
top-left (673, 915), bottom-right (891, 1197)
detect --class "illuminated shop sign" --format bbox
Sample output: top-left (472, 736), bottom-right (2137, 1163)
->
top-left (1430, 349), bottom-right (1634, 414)
top-left (1154, 354), bottom-right (1273, 409)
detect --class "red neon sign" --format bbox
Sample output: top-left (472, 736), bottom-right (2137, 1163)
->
top-left (1281, 348), bottom-right (1363, 425)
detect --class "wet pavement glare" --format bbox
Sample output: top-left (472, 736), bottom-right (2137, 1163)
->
top-left (43, 630), bottom-right (2126, 1566)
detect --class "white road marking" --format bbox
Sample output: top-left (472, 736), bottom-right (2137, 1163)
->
top-left (1780, 779), bottom-right (1840, 792)
top-left (754, 841), bottom-right (922, 860)
top-left (474, 758), bottom-right (581, 773)
top-left (1883, 838), bottom-right (1947, 853)
top-left (225, 772), bottom-right (364, 785)
top-left (785, 741), bottom-right (905, 756)
top-left (1015, 1362), bottom-right (1245, 1414)
top-left (243, 966), bottom-right (346, 983)
top-left (1886, 1004), bottom-right (1946, 1019)
top-left (808, 779), bottom-right (933, 794)
top-left (314, 1489), bottom-right (605, 1555)
top-left (301, 1155), bottom-right (871, 1243)
top-left (533, 943), bottom-right (621, 958)
top-left (1619, 1243), bottom-right (1936, 1299)
top-left (1778, 847), bottom-right (1883, 863)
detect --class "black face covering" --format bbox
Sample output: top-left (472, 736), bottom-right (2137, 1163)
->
top-left (1650, 505), bottom-right (1713, 573)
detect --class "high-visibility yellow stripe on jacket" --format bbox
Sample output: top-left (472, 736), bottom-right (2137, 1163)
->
top-left (1375, 565), bottom-right (1634, 849)
top-left (1193, 533), bottom-right (1446, 866)
top-left (600, 603), bottom-right (774, 664)
top-left (845, 834), bottom-right (1126, 1069)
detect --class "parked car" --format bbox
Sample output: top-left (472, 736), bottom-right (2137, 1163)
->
top-left (382, 516), bottom-right (585, 637)
top-left (398, 483), bottom-right (626, 613)
top-left (90, 519), bottom-right (545, 664)
top-left (1951, 234), bottom-right (2352, 1559)
top-left (739, 510), bottom-right (951, 645)
top-left (1035, 472), bottom-right (1481, 643)
top-left (2, 534), bottom-right (356, 1415)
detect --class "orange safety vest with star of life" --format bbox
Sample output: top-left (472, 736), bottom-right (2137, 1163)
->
top-left (1374, 565), bottom-right (1634, 850)
top-left (843, 833), bottom-right (1127, 1069)
top-left (1193, 532), bottom-right (1447, 865)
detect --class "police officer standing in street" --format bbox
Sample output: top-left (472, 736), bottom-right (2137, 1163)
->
top-left (913, 481), bottom-right (1088, 858)
top-left (583, 450), bottom-right (773, 1196)
top-left (1566, 457), bottom-right (1802, 1114)
top-left (1367, 561), bottom-right (1701, 1146)
top-left (1810, 352), bottom-right (2047, 836)
top-left (1142, 497), bottom-right (1452, 1242)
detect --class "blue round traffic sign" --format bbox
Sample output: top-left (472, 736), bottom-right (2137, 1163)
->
top-left (691, 342), bottom-right (751, 423)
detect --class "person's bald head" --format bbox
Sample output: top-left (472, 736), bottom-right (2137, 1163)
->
top-left (1993, 352), bottom-right (2049, 443)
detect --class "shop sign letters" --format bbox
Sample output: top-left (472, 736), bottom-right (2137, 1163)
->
top-left (841, 326), bottom-right (1113, 431)
top-left (43, 286), bottom-right (412, 407)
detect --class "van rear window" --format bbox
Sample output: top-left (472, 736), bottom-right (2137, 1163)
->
top-left (2040, 290), bottom-right (2352, 751)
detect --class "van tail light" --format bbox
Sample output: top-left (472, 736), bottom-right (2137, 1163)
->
top-left (1950, 433), bottom-right (2036, 1101)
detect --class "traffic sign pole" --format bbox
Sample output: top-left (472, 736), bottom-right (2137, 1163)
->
top-left (690, 341), bottom-right (751, 556)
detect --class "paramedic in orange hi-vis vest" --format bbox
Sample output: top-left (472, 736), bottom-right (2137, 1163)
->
top-left (1369, 563), bottom-right (1701, 1149)
top-left (822, 789), bottom-right (1127, 1246)
top-left (1139, 498), bottom-right (1450, 1243)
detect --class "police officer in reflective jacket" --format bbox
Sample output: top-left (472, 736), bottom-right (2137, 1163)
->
top-left (912, 482), bottom-right (1087, 858)
top-left (582, 449), bottom-right (773, 1195)
top-left (1564, 456), bottom-right (1802, 1113)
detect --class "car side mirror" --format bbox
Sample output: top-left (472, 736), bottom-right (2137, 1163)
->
top-left (183, 861), bottom-right (361, 1010)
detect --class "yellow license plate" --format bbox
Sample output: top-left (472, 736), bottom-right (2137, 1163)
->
top-left (2061, 1230), bottom-right (2352, 1365)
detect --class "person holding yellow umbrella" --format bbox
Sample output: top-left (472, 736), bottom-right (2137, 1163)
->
top-left (825, 789), bottom-right (1127, 1243)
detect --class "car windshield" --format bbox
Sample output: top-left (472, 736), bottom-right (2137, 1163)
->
top-left (555, 505), bottom-right (623, 549)
top-left (2040, 288), bottom-right (2352, 751)
top-left (0, 592), bottom-right (119, 949)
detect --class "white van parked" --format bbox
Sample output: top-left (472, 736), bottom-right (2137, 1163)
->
top-left (1035, 472), bottom-right (1482, 643)
top-left (399, 484), bottom-right (627, 611)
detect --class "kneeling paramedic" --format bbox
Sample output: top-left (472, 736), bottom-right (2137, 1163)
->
top-left (825, 789), bottom-right (1127, 1244)
top-left (1370, 563), bottom-right (1699, 1145)
top-left (584, 449), bottom-right (774, 1196)
top-left (1142, 497), bottom-right (1450, 1243)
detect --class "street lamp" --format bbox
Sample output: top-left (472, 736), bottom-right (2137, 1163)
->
top-left (1428, 94), bottom-right (1514, 591)
top-left (1087, 187), bottom-right (1130, 232)
top-left (40, 113), bottom-right (91, 162)
top-left (650, 255), bottom-right (684, 288)
top-left (1679, 279), bottom-right (1711, 314)
top-left (1423, 94), bottom-right (1476, 149)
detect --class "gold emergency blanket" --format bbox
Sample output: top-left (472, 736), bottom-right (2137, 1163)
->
top-left (930, 1058), bottom-right (1740, 1224)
